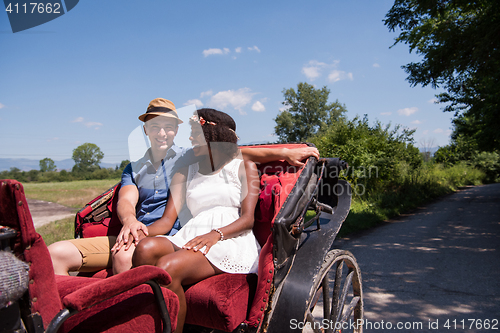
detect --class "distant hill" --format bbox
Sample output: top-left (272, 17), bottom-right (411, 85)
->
top-left (0, 158), bottom-right (119, 172)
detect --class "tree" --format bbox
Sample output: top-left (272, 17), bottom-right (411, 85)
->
top-left (384, 0), bottom-right (500, 151)
top-left (274, 82), bottom-right (346, 142)
top-left (72, 143), bottom-right (104, 173)
top-left (39, 157), bottom-right (56, 172)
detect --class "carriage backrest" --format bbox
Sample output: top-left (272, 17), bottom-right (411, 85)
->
top-left (0, 180), bottom-right (63, 330)
top-left (249, 143), bottom-right (314, 247)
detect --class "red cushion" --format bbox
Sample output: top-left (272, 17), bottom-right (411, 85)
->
top-left (245, 235), bottom-right (274, 328)
top-left (55, 274), bottom-right (179, 333)
top-left (184, 273), bottom-right (257, 332)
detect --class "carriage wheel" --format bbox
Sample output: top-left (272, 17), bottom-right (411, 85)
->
top-left (304, 249), bottom-right (363, 333)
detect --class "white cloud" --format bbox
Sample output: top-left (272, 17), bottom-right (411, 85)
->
top-left (411, 120), bottom-right (422, 124)
top-left (202, 48), bottom-right (230, 57)
top-left (302, 60), bottom-right (353, 83)
top-left (185, 99), bottom-right (203, 108)
top-left (73, 117), bottom-right (102, 129)
top-left (380, 112), bottom-right (392, 116)
top-left (235, 47), bottom-right (242, 53)
top-left (47, 137), bottom-right (59, 142)
top-left (0, 102), bottom-right (5, 109)
top-left (302, 60), bottom-right (328, 81)
top-left (397, 107), bottom-right (418, 116)
top-left (85, 122), bottom-right (103, 129)
top-left (248, 46), bottom-right (261, 53)
top-left (433, 128), bottom-right (444, 134)
top-left (373, 63), bottom-right (380, 68)
top-left (252, 101), bottom-right (265, 112)
top-left (328, 70), bottom-right (354, 82)
top-left (428, 98), bottom-right (439, 104)
top-left (200, 90), bottom-right (213, 98)
top-left (209, 88), bottom-right (256, 114)
top-left (422, 130), bottom-right (429, 135)
top-left (302, 66), bottom-right (322, 80)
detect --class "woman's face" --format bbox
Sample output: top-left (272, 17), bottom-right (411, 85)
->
top-left (189, 125), bottom-right (209, 156)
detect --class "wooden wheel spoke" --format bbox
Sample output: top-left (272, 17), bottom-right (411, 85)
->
top-left (305, 250), bottom-right (363, 333)
top-left (322, 276), bottom-right (331, 321)
top-left (335, 270), bottom-right (354, 323)
top-left (339, 296), bottom-right (361, 323)
top-left (305, 309), bottom-right (323, 333)
top-left (330, 260), bottom-right (344, 321)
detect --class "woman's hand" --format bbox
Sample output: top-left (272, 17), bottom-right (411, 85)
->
top-left (284, 147), bottom-right (319, 166)
top-left (183, 230), bottom-right (222, 255)
top-left (112, 222), bottom-right (149, 252)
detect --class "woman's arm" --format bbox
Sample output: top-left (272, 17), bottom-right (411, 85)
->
top-left (147, 167), bottom-right (187, 236)
top-left (240, 146), bottom-right (319, 166)
top-left (183, 159), bottom-right (260, 254)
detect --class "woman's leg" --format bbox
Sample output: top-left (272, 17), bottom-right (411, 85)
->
top-left (132, 237), bottom-right (177, 267)
top-left (156, 249), bottom-right (222, 333)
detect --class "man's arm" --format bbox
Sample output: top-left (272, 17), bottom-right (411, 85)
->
top-left (240, 146), bottom-right (320, 166)
top-left (112, 184), bottom-right (148, 251)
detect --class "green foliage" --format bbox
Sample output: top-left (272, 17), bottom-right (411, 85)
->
top-left (39, 158), bottom-right (56, 172)
top-left (339, 162), bottom-right (485, 237)
top-left (72, 143), bottom-right (104, 173)
top-left (434, 135), bottom-right (500, 182)
top-left (310, 115), bottom-right (421, 192)
top-left (384, 0), bottom-right (500, 151)
top-left (119, 160), bottom-right (130, 170)
top-left (471, 151), bottom-right (500, 183)
top-left (274, 82), bottom-right (346, 142)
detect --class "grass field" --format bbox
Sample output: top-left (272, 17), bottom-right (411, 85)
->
top-left (24, 179), bottom-right (120, 208)
top-left (24, 179), bottom-right (120, 245)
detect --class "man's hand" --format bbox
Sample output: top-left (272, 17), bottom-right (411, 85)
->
top-left (285, 147), bottom-right (320, 166)
top-left (112, 222), bottom-right (149, 252)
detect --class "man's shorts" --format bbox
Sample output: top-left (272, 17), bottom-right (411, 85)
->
top-left (68, 236), bottom-right (117, 272)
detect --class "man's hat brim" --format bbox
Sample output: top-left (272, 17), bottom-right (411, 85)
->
top-left (138, 110), bottom-right (184, 123)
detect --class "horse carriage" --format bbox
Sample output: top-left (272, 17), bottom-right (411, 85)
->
top-left (0, 143), bottom-right (363, 333)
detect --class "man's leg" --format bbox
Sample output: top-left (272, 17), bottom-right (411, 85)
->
top-left (48, 236), bottom-right (116, 275)
top-left (48, 240), bottom-right (84, 275)
top-left (112, 243), bottom-right (136, 275)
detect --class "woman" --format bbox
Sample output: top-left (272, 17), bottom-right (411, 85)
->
top-left (130, 108), bottom-right (261, 333)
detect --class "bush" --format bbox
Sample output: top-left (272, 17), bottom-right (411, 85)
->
top-left (310, 115), bottom-right (422, 193)
top-left (471, 151), bottom-right (500, 183)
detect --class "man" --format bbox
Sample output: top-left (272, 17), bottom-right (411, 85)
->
top-left (48, 98), bottom-right (319, 275)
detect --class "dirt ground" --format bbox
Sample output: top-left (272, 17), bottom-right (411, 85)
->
top-left (27, 199), bottom-right (75, 229)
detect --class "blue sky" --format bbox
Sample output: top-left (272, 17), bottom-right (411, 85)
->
top-left (0, 0), bottom-right (452, 165)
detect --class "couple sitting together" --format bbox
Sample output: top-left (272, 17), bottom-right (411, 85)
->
top-left (48, 98), bottom-right (319, 332)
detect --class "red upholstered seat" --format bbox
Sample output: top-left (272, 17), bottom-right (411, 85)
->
top-left (0, 179), bottom-right (179, 333)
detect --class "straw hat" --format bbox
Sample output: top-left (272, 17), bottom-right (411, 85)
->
top-left (138, 98), bottom-right (183, 123)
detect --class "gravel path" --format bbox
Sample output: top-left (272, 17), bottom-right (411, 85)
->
top-left (27, 199), bottom-right (75, 229)
top-left (335, 183), bottom-right (500, 332)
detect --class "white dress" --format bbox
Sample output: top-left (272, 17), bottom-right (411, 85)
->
top-left (166, 158), bottom-right (261, 274)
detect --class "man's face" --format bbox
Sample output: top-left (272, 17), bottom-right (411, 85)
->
top-left (143, 116), bottom-right (178, 152)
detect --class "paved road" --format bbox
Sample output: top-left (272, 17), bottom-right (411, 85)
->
top-left (336, 184), bottom-right (500, 333)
